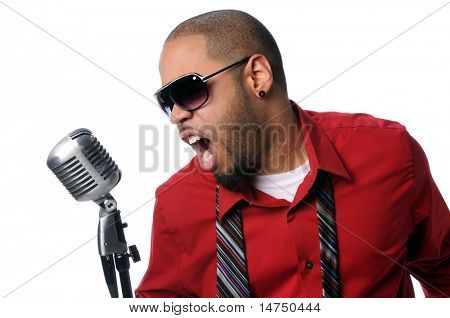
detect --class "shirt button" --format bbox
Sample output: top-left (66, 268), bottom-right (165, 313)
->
top-left (305, 260), bottom-right (314, 269)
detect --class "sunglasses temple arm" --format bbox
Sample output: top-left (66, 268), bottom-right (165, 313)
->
top-left (202, 57), bottom-right (250, 82)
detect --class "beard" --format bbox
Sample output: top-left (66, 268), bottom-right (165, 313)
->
top-left (213, 85), bottom-right (263, 192)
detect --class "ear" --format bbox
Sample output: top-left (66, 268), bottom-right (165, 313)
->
top-left (244, 54), bottom-right (274, 98)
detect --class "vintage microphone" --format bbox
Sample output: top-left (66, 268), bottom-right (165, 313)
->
top-left (46, 128), bottom-right (140, 298)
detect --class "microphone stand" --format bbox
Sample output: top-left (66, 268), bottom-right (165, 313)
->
top-left (96, 193), bottom-right (140, 298)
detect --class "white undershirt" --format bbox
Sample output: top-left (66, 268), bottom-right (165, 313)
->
top-left (251, 159), bottom-right (310, 202)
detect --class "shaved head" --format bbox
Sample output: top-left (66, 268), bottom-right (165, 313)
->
top-left (164, 9), bottom-right (287, 93)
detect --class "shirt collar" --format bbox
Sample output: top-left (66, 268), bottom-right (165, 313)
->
top-left (215, 99), bottom-right (351, 221)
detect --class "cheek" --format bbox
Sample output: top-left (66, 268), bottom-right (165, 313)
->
top-left (215, 140), bottom-right (237, 174)
top-left (201, 80), bottom-right (234, 119)
top-left (215, 142), bottom-right (228, 171)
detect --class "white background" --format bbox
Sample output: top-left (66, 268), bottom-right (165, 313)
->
top-left (0, 0), bottom-right (449, 300)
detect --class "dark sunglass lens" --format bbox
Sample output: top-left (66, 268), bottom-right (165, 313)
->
top-left (169, 75), bottom-right (208, 110)
top-left (155, 91), bottom-right (173, 116)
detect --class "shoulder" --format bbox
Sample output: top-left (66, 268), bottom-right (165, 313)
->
top-left (305, 108), bottom-right (415, 176)
top-left (305, 109), bottom-right (411, 146)
top-left (305, 109), bottom-right (407, 131)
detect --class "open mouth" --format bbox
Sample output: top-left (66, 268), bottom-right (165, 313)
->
top-left (184, 135), bottom-right (217, 171)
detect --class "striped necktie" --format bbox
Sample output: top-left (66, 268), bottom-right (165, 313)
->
top-left (215, 170), bottom-right (342, 297)
top-left (312, 170), bottom-right (342, 297)
top-left (216, 183), bottom-right (252, 297)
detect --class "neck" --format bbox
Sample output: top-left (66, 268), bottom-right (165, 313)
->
top-left (258, 98), bottom-right (308, 174)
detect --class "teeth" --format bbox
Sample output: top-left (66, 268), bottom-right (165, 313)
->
top-left (188, 135), bottom-right (201, 145)
top-left (203, 150), bottom-right (212, 161)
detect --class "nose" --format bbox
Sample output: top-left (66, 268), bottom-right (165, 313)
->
top-left (170, 104), bottom-right (193, 124)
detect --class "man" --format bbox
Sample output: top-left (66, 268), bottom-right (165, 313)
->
top-left (135, 10), bottom-right (449, 297)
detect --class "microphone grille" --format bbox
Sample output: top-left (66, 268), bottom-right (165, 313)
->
top-left (47, 128), bottom-right (121, 201)
top-left (69, 128), bottom-right (92, 140)
top-left (51, 156), bottom-right (99, 200)
top-left (81, 137), bottom-right (120, 181)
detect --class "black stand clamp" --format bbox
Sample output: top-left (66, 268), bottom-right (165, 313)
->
top-left (97, 193), bottom-right (140, 297)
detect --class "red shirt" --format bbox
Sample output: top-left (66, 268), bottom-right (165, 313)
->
top-left (135, 100), bottom-right (450, 298)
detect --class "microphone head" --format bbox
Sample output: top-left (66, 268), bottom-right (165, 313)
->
top-left (47, 128), bottom-right (121, 202)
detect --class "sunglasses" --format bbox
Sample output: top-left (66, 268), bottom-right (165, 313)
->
top-left (154, 56), bottom-right (250, 116)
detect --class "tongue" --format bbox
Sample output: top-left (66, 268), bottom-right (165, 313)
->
top-left (197, 141), bottom-right (217, 172)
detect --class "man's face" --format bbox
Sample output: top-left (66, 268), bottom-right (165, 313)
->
top-left (159, 35), bottom-right (263, 191)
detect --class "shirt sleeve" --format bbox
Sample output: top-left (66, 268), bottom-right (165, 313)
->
top-left (405, 133), bottom-right (450, 298)
top-left (134, 191), bottom-right (187, 297)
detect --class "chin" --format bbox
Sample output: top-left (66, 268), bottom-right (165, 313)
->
top-left (214, 173), bottom-right (245, 192)
top-left (213, 164), bottom-right (247, 192)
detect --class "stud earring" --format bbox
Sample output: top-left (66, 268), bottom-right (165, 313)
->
top-left (258, 90), bottom-right (266, 98)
